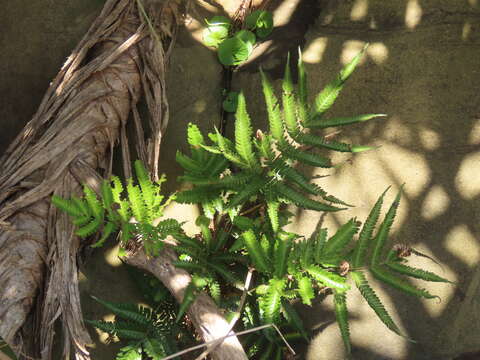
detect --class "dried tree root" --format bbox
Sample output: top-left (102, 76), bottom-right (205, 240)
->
top-left (0, 1), bottom-right (248, 359)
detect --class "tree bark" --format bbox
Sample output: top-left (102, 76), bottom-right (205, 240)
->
top-left (0, 1), bottom-right (248, 359)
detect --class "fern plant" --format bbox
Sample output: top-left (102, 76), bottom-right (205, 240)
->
top-left (87, 295), bottom-right (192, 360)
top-left (52, 46), bottom-right (450, 359)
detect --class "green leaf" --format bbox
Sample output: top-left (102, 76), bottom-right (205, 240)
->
top-left (234, 29), bottom-right (256, 48)
top-left (176, 282), bottom-right (197, 323)
top-left (274, 183), bottom-right (345, 212)
top-left (260, 278), bottom-right (285, 323)
top-left (307, 265), bottom-right (350, 291)
top-left (274, 232), bottom-right (294, 278)
top-left (282, 300), bottom-right (309, 340)
top-left (385, 262), bottom-right (453, 283)
top-left (371, 266), bottom-right (438, 299)
top-left (371, 186), bottom-right (403, 265)
top-left (266, 200), bottom-right (280, 233)
top-left (186, 123), bottom-right (205, 147)
top-left (333, 290), bottom-right (351, 355)
top-left (246, 10), bottom-right (274, 38)
top-left (242, 229), bottom-right (271, 273)
top-left (235, 92), bottom-right (256, 167)
top-left (323, 218), bottom-right (360, 255)
top-left (295, 133), bottom-right (352, 152)
top-left (0, 336), bottom-right (18, 360)
top-left (222, 91), bottom-right (239, 113)
top-left (280, 143), bottom-right (332, 168)
top-left (218, 37), bottom-right (251, 66)
top-left (143, 338), bottom-right (168, 359)
top-left (352, 187), bottom-right (389, 268)
top-left (260, 68), bottom-right (284, 141)
top-left (350, 270), bottom-right (403, 336)
top-left (116, 345), bottom-right (142, 360)
top-left (297, 276), bottom-right (315, 306)
top-left (307, 113), bottom-right (387, 129)
top-left (312, 44), bottom-right (368, 118)
top-left (203, 16), bottom-right (231, 47)
top-left (91, 221), bottom-right (117, 248)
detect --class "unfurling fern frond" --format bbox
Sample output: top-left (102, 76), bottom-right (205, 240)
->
top-left (350, 271), bottom-right (403, 336)
top-left (333, 290), bottom-right (351, 355)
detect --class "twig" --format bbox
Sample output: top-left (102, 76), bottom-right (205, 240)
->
top-left (160, 323), bottom-right (295, 360)
top-left (194, 268), bottom-right (254, 360)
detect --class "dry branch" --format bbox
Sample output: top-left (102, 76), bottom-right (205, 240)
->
top-left (0, 0), bottom-right (247, 359)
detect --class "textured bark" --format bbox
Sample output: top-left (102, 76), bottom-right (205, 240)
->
top-left (0, 1), bottom-right (248, 359)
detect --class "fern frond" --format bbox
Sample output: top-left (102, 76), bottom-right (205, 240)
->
top-left (297, 276), bottom-right (315, 306)
top-left (323, 218), bottom-right (360, 255)
top-left (227, 176), bottom-right (265, 208)
top-left (72, 196), bottom-right (91, 217)
top-left (127, 179), bottom-right (147, 223)
top-left (314, 228), bottom-right (328, 264)
top-left (352, 187), bottom-right (389, 268)
top-left (235, 92), bottom-right (257, 168)
top-left (179, 172), bottom-right (252, 188)
top-left (295, 133), bottom-right (352, 152)
top-left (260, 278), bottom-right (285, 323)
top-left (173, 260), bottom-right (205, 272)
top-left (208, 278), bottom-right (222, 303)
top-left (266, 199), bottom-right (280, 233)
top-left (312, 44), bottom-right (367, 118)
top-left (115, 344), bottom-right (142, 360)
top-left (143, 338), bottom-right (168, 360)
top-left (350, 270), bottom-right (403, 336)
top-left (274, 183), bottom-right (345, 212)
top-left (91, 221), bottom-right (117, 248)
top-left (306, 265), bottom-right (350, 291)
top-left (83, 185), bottom-right (103, 219)
top-left (134, 160), bottom-right (156, 221)
top-left (281, 143), bottom-right (332, 168)
top-left (215, 128), bottom-right (249, 168)
top-left (282, 300), bottom-right (309, 340)
top-left (333, 290), bottom-right (351, 355)
top-left (274, 232), bottom-right (294, 278)
top-left (385, 262), bottom-right (452, 283)
top-left (91, 297), bottom-right (151, 326)
top-left (242, 229), bottom-right (271, 274)
top-left (51, 195), bottom-right (83, 217)
top-left (260, 69), bottom-right (284, 141)
top-left (175, 187), bottom-right (220, 204)
top-left (176, 151), bottom-right (204, 174)
top-left (187, 123), bottom-right (205, 147)
top-left (307, 113), bottom-right (386, 129)
top-left (371, 186), bottom-right (403, 265)
top-left (371, 266), bottom-right (438, 299)
top-left (282, 53), bottom-right (298, 135)
top-left (75, 218), bottom-right (102, 238)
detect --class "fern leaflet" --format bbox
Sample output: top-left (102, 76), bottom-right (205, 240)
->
top-left (333, 290), bottom-right (351, 355)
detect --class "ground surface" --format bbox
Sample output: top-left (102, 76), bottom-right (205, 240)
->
top-left (1, 0), bottom-right (480, 359)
